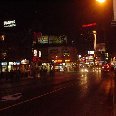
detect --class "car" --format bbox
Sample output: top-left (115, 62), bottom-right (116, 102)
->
top-left (101, 63), bottom-right (111, 72)
top-left (79, 64), bottom-right (89, 73)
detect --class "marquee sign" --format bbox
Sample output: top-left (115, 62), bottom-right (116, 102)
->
top-left (4, 20), bottom-right (16, 27)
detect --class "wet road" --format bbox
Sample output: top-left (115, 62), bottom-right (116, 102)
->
top-left (0, 71), bottom-right (115, 116)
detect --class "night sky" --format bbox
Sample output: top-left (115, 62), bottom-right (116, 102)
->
top-left (0, 0), bottom-right (96, 33)
top-left (0, 0), bottom-right (115, 53)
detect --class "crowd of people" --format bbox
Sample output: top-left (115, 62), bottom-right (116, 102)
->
top-left (0, 66), bottom-right (55, 81)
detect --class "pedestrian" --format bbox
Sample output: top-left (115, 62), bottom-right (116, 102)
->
top-left (10, 69), bottom-right (14, 81)
top-left (5, 69), bottom-right (8, 80)
top-left (17, 69), bottom-right (21, 80)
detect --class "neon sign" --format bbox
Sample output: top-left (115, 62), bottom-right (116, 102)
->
top-left (82, 23), bottom-right (96, 28)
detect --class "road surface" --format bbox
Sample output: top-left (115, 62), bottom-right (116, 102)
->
top-left (0, 71), bottom-right (115, 116)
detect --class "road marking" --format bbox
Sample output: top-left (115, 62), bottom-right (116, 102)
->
top-left (0, 83), bottom-right (76, 112)
top-left (1, 93), bottom-right (22, 101)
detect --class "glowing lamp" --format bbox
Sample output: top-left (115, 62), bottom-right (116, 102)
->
top-left (96, 0), bottom-right (106, 3)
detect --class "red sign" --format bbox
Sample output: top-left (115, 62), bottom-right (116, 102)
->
top-left (32, 56), bottom-right (41, 62)
top-left (82, 23), bottom-right (96, 28)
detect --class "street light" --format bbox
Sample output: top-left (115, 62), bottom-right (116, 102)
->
top-left (96, 0), bottom-right (106, 3)
top-left (95, 1), bottom-right (116, 114)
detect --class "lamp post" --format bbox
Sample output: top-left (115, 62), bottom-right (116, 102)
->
top-left (92, 30), bottom-right (97, 65)
top-left (96, 1), bottom-right (116, 114)
top-left (92, 30), bottom-right (97, 51)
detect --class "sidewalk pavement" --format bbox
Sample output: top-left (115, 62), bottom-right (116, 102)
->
top-left (0, 72), bottom-right (77, 90)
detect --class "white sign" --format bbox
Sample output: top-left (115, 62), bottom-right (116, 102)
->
top-left (34, 49), bottom-right (37, 56)
top-left (9, 62), bottom-right (20, 65)
top-left (1, 62), bottom-right (7, 65)
top-left (39, 51), bottom-right (41, 57)
top-left (88, 51), bottom-right (94, 54)
top-left (4, 20), bottom-right (16, 27)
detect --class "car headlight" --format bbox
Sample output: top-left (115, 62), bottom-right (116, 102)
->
top-left (81, 68), bottom-right (88, 72)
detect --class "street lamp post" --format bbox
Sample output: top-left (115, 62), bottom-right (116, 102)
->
top-left (93, 30), bottom-right (97, 51)
top-left (92, 30), bottom-right (97, 65)
top-left (95, 1), bottom-right (116, 115)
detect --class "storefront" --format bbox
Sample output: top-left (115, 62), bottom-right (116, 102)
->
top-left (0, 61), bottom-right (20, 72)
top-left (0, 61), bottom-right (21, 79)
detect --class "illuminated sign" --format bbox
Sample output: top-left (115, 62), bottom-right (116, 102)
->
top-left (49, 35), bottom-right (67, 44)
top-left (54, 60), bottom-right (62, 63)
top-left (39, 36), bottom-right (48, 44)
top-left (33, 50), bottom-right (41, 57)
top-left (4, 20), bottom-right (16, 27)
top-left (32, 56), bottom-right (41, 62)
top-left (9, 62), bottom-right (20, 65)
top-left (49, 36), bottom-right (61, 44)
top-left (88, 51), bottom-right (94, 54)
top-left (1, 62), bottom-right (7, 65)
top-left (65, 59), bottom-right (70, 62)
top-left (82, 23), bottom-right (96, 28)
top-left (34, 49), bottom-right (37, 56)
top-left (39, 51), bottom-right (41, 57)
top-left (33, 34), bottom-right (67, 44)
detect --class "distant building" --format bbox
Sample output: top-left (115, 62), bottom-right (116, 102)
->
top-left (32, 32), bottom-right (78, 72)
top-left (0, 26), bottom-right (32, 76)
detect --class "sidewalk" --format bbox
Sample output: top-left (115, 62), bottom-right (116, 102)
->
top-left (0, 72), bottom-right (77, 90)
top-left (0, 77), bottom-right (36, 89)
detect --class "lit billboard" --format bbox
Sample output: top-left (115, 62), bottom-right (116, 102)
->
top-left (33, 33), bottom-right (67, 44)
top-left (49, 36), bottom-right (61, 44)
top-left (39, 36), bottom-right (48, 44)
top-left (49, 35), bottom-right (67, 44)
top-left (88, 51), bottom-right (94, 54)
top-left (4, 20), bottom-right (16, 27)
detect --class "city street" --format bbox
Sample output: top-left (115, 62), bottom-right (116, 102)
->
top-left (0, 71), bottom-right (115, 116)
top-left (0, 0), bottom-right (116, 116)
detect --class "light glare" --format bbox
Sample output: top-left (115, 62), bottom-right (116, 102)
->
top-left (96, 0), bottom-right (106, 3)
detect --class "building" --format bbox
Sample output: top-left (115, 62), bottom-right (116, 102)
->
top-left (32, 32), bottom-right (78, 72)
top-left (0, 20), bottom-right (32, 79)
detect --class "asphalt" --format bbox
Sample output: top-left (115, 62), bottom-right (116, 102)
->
top-left (1, 71), bottom-right (116, 115)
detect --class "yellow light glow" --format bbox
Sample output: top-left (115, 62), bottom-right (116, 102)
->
top-left (54, 59), bottom-right (62, 63)
top-left (65, 59), bottom-right (70, 62)
top-left (96, 0), bottom-right (106, 3)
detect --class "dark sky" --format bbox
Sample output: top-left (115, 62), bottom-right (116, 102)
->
top-left (0, 0), bottom-right (115, 53)
top-left (0, 0), bottom-right (95, 34)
